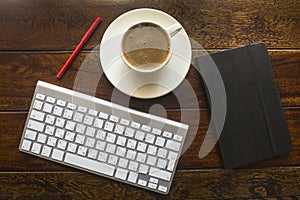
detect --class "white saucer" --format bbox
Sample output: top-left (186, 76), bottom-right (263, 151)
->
top-left (100, 8), bottom-right (191, 99)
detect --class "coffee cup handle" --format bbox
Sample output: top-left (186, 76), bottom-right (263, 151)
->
top-left (166, 23), bottom-right (182, 37)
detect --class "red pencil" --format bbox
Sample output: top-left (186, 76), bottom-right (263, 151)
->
top-left (56, 17), bottom-right (102, 79)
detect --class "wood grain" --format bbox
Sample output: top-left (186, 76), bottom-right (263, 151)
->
top-left (1, 168), bottom-right (299, 199)
top-left (0, 50), bottom-right (299, 111)
top-left (0, 0), bottom-right (299, 51)
top-left (0, 0), bottom-right (299, 199)
top-left (1, 107), bottom-right (299, 171)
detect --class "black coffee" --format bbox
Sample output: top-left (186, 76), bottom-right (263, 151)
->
top-left (122, 22), bottom-right (171, 71)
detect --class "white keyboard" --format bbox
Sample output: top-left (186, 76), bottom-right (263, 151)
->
top-left (19, 81), bottom-right (188, 194)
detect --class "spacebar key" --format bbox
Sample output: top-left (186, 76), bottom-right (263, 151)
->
top-left (65, 153), bottom-right (115, 176)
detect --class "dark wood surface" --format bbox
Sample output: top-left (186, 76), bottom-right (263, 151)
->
top-left (0, 0), bottom-right (299, 199)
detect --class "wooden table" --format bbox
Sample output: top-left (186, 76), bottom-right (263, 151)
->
top-left (0, 0), bottom-right (299, 199)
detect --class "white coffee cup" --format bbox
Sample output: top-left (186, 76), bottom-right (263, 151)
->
top-left (121, 21), bottom-right (182, 73)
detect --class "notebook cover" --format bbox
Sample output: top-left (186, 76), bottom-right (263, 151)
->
top-left (195, 43), bottom-right (292, 169)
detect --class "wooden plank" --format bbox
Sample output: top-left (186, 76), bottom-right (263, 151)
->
top-left (0, 50), bottom-right (299, 111)
top-left (1, 108), bottom-right (299, 171)
top-left (0, 0), bottom-right (299, 50)
top-left (0, 167), bottom-right (299, 199)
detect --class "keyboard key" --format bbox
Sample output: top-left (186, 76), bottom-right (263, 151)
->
top-left (106, 143), bottom-right (116, 154)
top-left (149, 167), bottom-right (171, 181)
top-left (41, 146), bottom-right (52, 157)
top-left (128, 161), bottom-right (139, 171)
top-left (127, 172), bottom-right (138, 183)
top-left (97, 152), bottom-right (108, 162)
top-left (21, 139), bottom-right (32, 151)
top-left (67, 143), bottom-right (77, 153)
top-left (47, 137), bottom-right (57, 147)
top-left (43, 103), bottom-right (53, 113)
top-left (120, 118), bottom-right (130, 126)
top-left (163, 131), bottom-right (173, 138)
top-left (106, 133), bottom-right (116, 143)
top-left (104, 121), bottom-right (114, 132)
top-left (24, 130), bottom-right (37, 140)
top-left (95, 141), bottom-right (106, 151)
top-left (57, 140), bottom-right (67, 150)
top-left (157, 158), bottom-right (167, 169)
top-left (96, 130), bottom-right (106, 140)
top-left (65, 121), bottom-right (75, 131)
top-left (136, 153), bottom-right (146, 163)
top-left (67, 103), bottom-right (76, 110)
top-left (78, 106), bottom-right (87, 113)
top-left (141, 125), bottom-right (151, 132)
top-left (57, 100), bottom-right (66, 107)
top-left (33, 100), bottom-right (43, 110)
top-left (115, 168), bottom-right (128, 180)
top-left (146, 156), bottom-right (157, 166)
top-left (75, 134), bottom-right (85, 145)
top-left (45, 125), bottom-right (55, 135)
top-left (155, 137), bottom-right (165, 147)
top-left (147, 145), bottom-right (157, 155)
top-left (114, 125), bottom-right (124, 135)
top-left (86, 127), bottom-right (96, 137)
top-left (55, 117), bottom-right (65, 128)
top-left (125, 127), bottom-right (135, 137)
top-left (148, 182), bottom-right (157, 190)
top-left (138, 179), bottom-right (147, 186)
top-left (84, 115), bottom-right (94, 125)
top-left (165, 140), bottom-right (181, 151)
top-left (88, 109), bottom-right (98, 116)
top-left (65, 153), bottom-right (115, 176)
top-left (37, 134), bottom-right (47, 143)
top-left (87, 149), bottom-right (98, 159)
top-left (45, 114), bottom-right (55, 124)
top-left (158, 185), bottom-right (168, 193)
top-left (74, 112), bottom-right (83, 122)
top-left (145, 133), bottom-right (155, 144)
top-left (109, 115), bottom-right (119, 123)
top-left (51, 149), bottom-right (64, 161)
top-left (31, 142), bottom-right (42, 154)
top-left (55, 128), bottom-right (65, 138)
top-left (94, 118), bottom-right (104, 129)
top-left (76, 124), bottom-right (86, 134)
top-left (127, 139), bottom-right (137, 149)
top-left (167, 151), bottom-right (178, 171)
top-left (116, 147), bottom-right (126, 157)
top-left (46, 96), bottom-right (56, 103)
top-left (131, 121), bottom-right (140, 129)
top-left (173, 134), bottom-right (183, 142)
top-left (36, 93), bottom-right (45, 100)
top-left (126, 150), bottom-right (136, 160)
top-left (138, 164), bottom-right (149, 174)
top-left (63, 109), bottom-right (73, 119)
top-left (135, 131), bottom-right (145, 141)
top-left (116, 136), bottom-right (127, 146)
top-left (53, 106), bottom-right (63, 116)
top-left (157, 148), bottom-right (168, 158)
top-left (108, 155), bottom-right (118, 165)
top-left (85, 137), bottom-right (95, 148)
top-left (149, 177), bottom-right (159, 184)
top-left (27, 119), bottom-right (45, 132)
top-left (152, 128), bottom-right (162, 135)
top-left (65, 131), bottom-right (75, 141)
top-left (99, 112), bottom-right (108, 119)
top-left (77, 146), bottom-right (87, 156)
top-left (30, 110), bottom-right (45, 121)
top-left (137, 142), bottom-right (147, 152)
top-left (118, 158), bottom-right (128, 168)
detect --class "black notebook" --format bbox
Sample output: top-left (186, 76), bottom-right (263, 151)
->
top-left (195, 43), bottom-right (292, 169)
